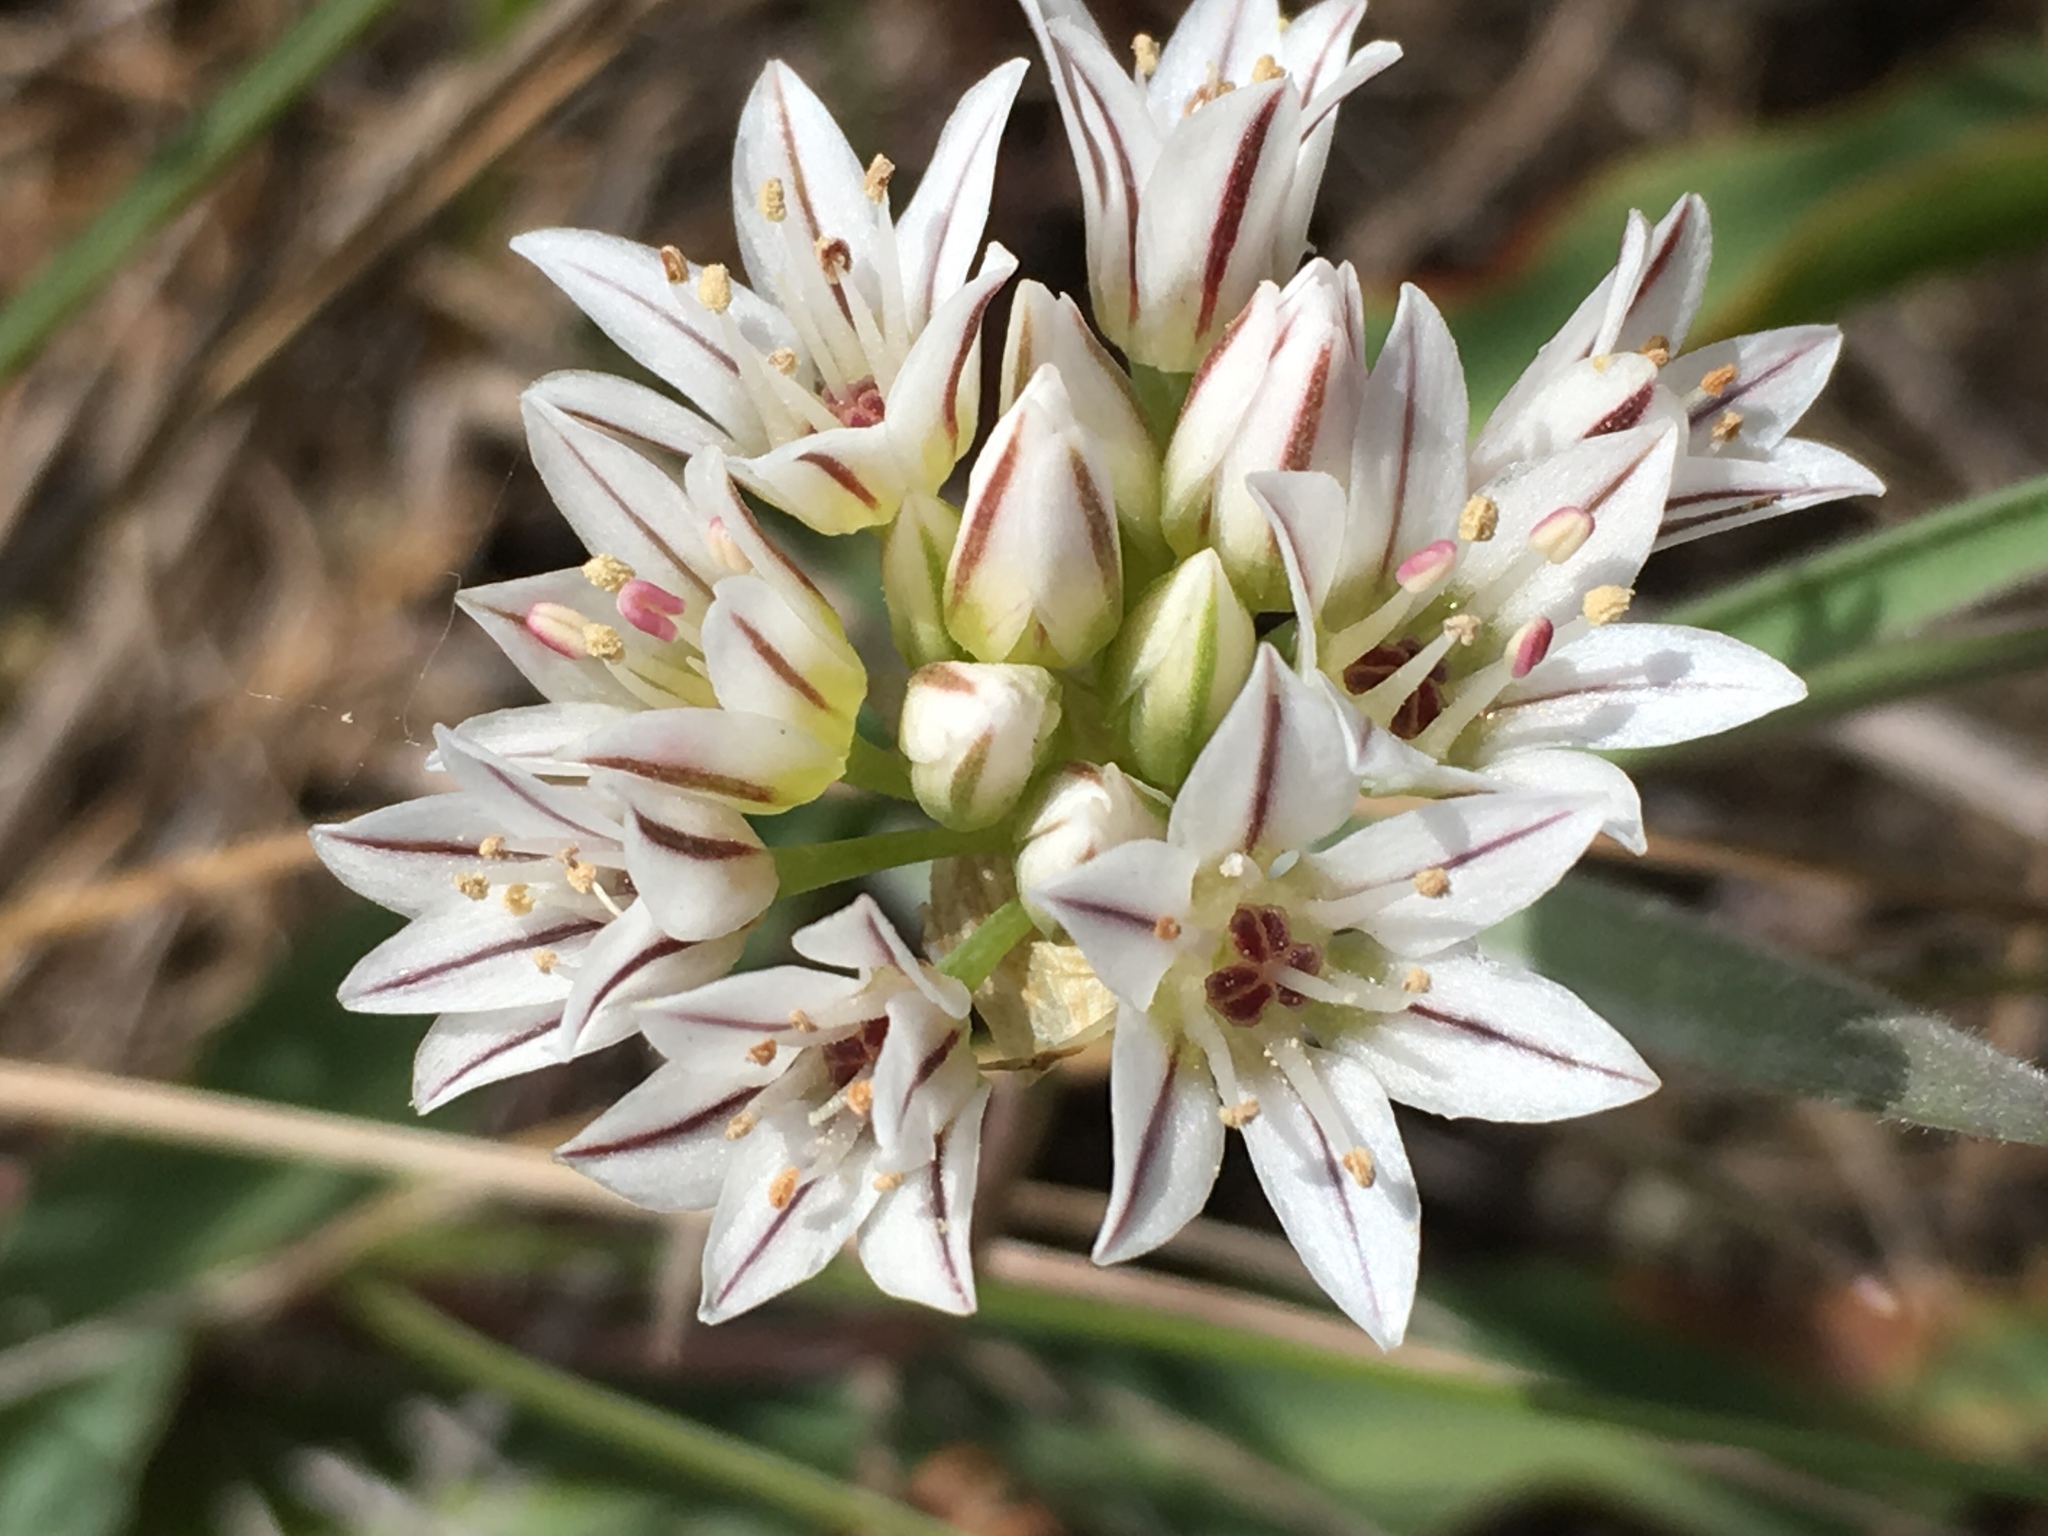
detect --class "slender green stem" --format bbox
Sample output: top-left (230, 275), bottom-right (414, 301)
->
top-left (937, 899), bottom-right (1035, 988)
top-left (843, 732), bottom-right (916, 801)
top-left (969, 1277), bottom-right (2048, 1504)
top-left (0, 0), bottom-right (403, 385)
top-left (771, 826), bottom-right (1001, 898)
top-left (341, 1279), bottom-right (962, 1535)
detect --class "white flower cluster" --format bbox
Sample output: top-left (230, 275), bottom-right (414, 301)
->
top-left (313, 0), bottom-right (1879, 1343)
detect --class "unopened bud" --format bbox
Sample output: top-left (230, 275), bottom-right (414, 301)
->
top-left (900, 662), bottom-right (1063, 831)
top-left (881, 492), bottom-right (965, 668)
top-left (1015, 763), bottom-right (1169, 931)
top-left (1102, 550), bottom-right (1257, 790)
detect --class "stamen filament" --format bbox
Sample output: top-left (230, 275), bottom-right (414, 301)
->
top-left (1353, 626), bottom-right (1457, 726)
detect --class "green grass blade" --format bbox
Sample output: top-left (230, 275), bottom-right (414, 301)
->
top-left (0, 0), bottom-right (404, 387)
top-left (1492, 877), bottom-right (2048, 1145)
top-left (1666, 474), bottom-right (2048, 670)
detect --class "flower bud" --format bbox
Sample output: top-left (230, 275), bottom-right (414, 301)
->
top-left (880, 491), bottom-right (965, 668)
top-left (1002, 281), bottom-right (1166, 577)
top-left (1015, 762), bottom-right (1168, 931)
top-left (1102, 549), bottom-right (1257, 790)
top-left (1161, 261), bottom-right (1365, 611)
top-left (900, 662), bottom-right (1063, 831)
top-left (945, 366), bottom-right (1123, 668)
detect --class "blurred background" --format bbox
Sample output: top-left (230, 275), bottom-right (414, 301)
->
top-left (4, 0), bottom-right (2048, 1531)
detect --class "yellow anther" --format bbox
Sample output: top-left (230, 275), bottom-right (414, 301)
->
top-left (766, 346), bottom-right (799, 375)
top-left (1412, 866), bottom-right (1451, 899)
top-left (724, 1111), bottom-right (757, 1141)
top-left (747, 1038), bottom-right (778, 1066)
top-left (1131, 32), bottom-right (1160, 77)
top-left (1219, 1097), bottom-right (1261, 1128)
top-left (660, 246), bottom-right (689, 285)
top-left (1154, 914), bottom-right (1182, 941)
top-left (696, 263), bottom-right (732, 314)
top-left (582, 553), bottom-right (635, 592)
top-left (1401, 966), bottom-right (1432, 995)
top-left (1250, 54), bottom-right (1284, 83)
top-left (815, 235), bottom-right (852, 281)
top-left (1457, 495), bottom-right (1499, 542)
top-left (477, 835), bottom-right (508, 860)
top-left (1639, 334), bottom-right (1671, 367)
top-left (759, 177), bottom-right (787, 222)
top-left (767, 1166), bottom-right (801, 1209)
top-left (453, 872), bottom-right (489, 901)
top-left (582, 623), bottom-right (626, 662)
top-left (1590, 353), bottom-right (1614, 373)
top-left (863, 153), bottom-right (895, 202)
top-left (788, 1007), bottom-right (817, 1033)
top-left (532, 949), bottom-right (560, 973)
top-left (502, 883), bottom-right (534, 916)
top-left (1698, 363), bottom-right (1739, 398)
top-left (1442, 614), bottom-right (1482, 647)
top-left (872, 1170), bottom-right (906, 1192)
top-left (845, 1079), bottom-right (874, 1117)
top-left (1582, 584), bottom-right (1634, 625)
top-left (1711, 408), bottom-right (1744, 443)
top-left (564, 859), bottom-right (598, 895)
top-left (1341, 1147), bottom-right (1377, 1188)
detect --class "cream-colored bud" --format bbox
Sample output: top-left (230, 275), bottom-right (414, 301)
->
top-left (900, 662), bottom-right (1063, 831)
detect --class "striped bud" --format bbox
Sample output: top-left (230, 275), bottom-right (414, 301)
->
top-left (1101, 549), bottom-right (1257, 790)
top-left (900, 663), bottom-right (1063, 831)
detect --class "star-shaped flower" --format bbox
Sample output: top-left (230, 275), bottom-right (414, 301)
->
top-left (1036, 649), bottom-right (1657, 1343)
top-left (562, 896), bottom-right (989, 1321)
top-left (514, 60), bottom-right (1026, 533)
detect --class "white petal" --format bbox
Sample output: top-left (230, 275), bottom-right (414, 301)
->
top-left (1483, 623), bottom-right (1806, 754)
top-left (1312, 674), bottom-right (1494, 798)
top-left (1033, 840), bottom-right (1199, 1010)
top-left (1343, 283), bottom-right (1470, 595)
top-left (1668, 325), bottom-right (1841, 452)
top-left (433, 726), bottom-right (625, 850)
top-left (603, 776), bottom-right (777, 942)
top-left (1278, 0), bottom-right (1369, 105)
top-left (1477, 425), bottom-right (1677, 635)
top-left (339, 902), bottom-right (603, 1014)
top-left (558, 1058), bottom-right (780, 1211)
top-left (1343, 952), bottom-right (1657, 1123)
top-left (412, 1003), bottom-right (568, 1113)
top-left (1237, 1047), bottom-right (1418, 1346)
top-left (859, 1083), bottom-right (989, 1314)
top-left (1135, 80), bottom-right (1302, 372)
top-left (1162, 283), bottom-right (1282, 551)
top-left (869, 991), bottom-right (978, 1174)
top-left (639, 965), bottom-right (875, 1068)
top-left (1169, 646), bottom-right (1361, 861)
top-left (525, 369), bottom-right (737, 458)
top-left (1249, 468), bottom-right (1347, 672)
top-left (510, 229), bottom-right (768, 448)
top-left (438, 703), bottom-right (628, 775)
top-left (731, 63), bottom-right (874, 297)
top-left (681, 448), bottom-right (849, 632)
top-left (702, 574), bottom-right (865, 753)
top-left (575, 708), bottom-right (844, 812)
top-left (1093, 1004), bottom-right (1224, 1264)
top-left (560, 901), bottom-right (747, 1054)
top-left (1613, 194), bottom-right (1711, 356)
top-left (522, 394), bottom-right (717, 600)
top-left (698, 1106), bottom-right (878, 1322)
top-left (1149, 0), bottom-right (1282, 114)
top-left (794, 895), bottom-right (970, 1014)
top-left (1030, 13), bottom-right (1159, 350)
top-left (310, 796), bottom-right (550, 917)
top-left (457, 573), bottom-right (647, 710)
top-left (897, 60), bottom-right (1029, 329)
top-left (1659, 438), bottom-right (1884, 547)
top-left (730, 422), bottom-right (908, 535)
top-left (1477, 746), bottom-right (1646, 855)
top-left (1306, 793), bottom-right (1603, 955)
top-left (1295, 36), bottom-right (1401, 139)
top-left (885, 245), bottom-right (1019, 496)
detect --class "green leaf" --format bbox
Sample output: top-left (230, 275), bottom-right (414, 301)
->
top-left (1666, 474), bottom-right (2048, 671)
top-left (1491, 877), bottom-right (2048, 1143)
top-left (0, 1326), bottom-right (188, 1536)
top-left (1444, 47), bottom-right (2048, 412)
top-left (0, 0), bottom-right (405, 386)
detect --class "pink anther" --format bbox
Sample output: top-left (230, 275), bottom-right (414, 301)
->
top-left (1528, 506), bottom-right (1594, 563)
top-left (616, 579), bottom-right (685, 642)
top-left (1395, 539), bottom-right (1458, 593)
top-left (1508, 615), bottom-right (1555, 678)
top-left (524, 601), bottom-right (588, 659)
